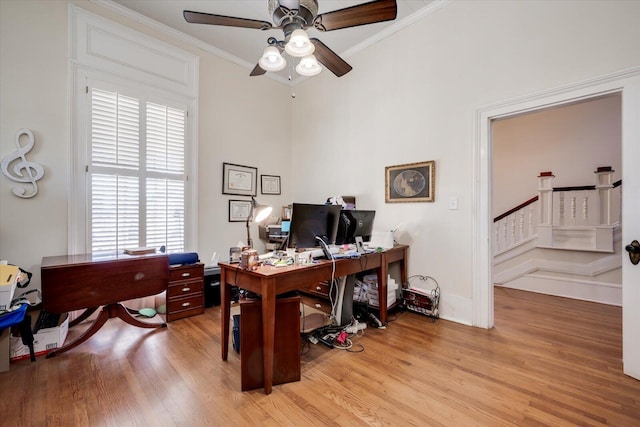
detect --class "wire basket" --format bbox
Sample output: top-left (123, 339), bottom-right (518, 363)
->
top-left (402, 275), bottom-right (440, 320)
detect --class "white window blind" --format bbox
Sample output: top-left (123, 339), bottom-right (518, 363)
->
top-left (89, 87), bottom-right (186, 255)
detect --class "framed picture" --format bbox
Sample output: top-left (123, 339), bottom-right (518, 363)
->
top-left (385, 160), bottom-right (435, 203)
top-left (222, 162), bottom-right (257, 196)
top-left (260, 175), bottom-right (281, 195)
top-left (229, 199), bottom-right (252, 222)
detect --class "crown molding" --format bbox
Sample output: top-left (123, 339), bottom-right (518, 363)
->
top-left (342, 0), bottom-right (452, 58)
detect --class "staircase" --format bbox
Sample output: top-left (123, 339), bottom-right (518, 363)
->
top-left (493, 167), bottom-right (622, 305)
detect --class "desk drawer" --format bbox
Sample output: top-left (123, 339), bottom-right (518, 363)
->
top-left (167, 280), bottom-right (204, 299)
top-left (167, 263), bottom-right (204, 322)
top-left (307, 281), bottom-right (330, 297)
top-left (169, 264), bottom-right (203, 282)
top-left (166, 294), bottom-right (204, 322)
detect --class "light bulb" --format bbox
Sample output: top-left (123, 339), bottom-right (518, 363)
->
top-left (296, 54), bottom-right (322, 77)
top-left (285, 29), bottom-right (315, 57)
top-left (258, 46), bottom-right (286, 72)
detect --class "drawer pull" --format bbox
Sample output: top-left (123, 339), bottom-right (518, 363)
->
top-left (181, 287), bottom-right (191, 292)
top-left (181, 302), bottom-right (191, 308)
top-left (316, 286), bottom-right (322, 291)
top-left (181, 272), bottom-right (191, 277)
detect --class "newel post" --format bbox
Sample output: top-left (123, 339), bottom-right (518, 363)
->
top-left (537, 171), bottom-right (554, 247)
top-left (595, 166), bottom-right (614, 226)
top-left (595, 166), bottom-right (615, 252)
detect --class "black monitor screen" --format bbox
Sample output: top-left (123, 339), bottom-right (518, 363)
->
top-left (335, 210), bottom-right (376, 244)
top-left (287, 203), bottom-right (341, 249)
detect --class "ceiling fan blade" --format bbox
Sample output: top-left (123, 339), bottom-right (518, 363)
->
top-left (250, 63), bottom-right (267, 77)
top-left (310, 38), bottom-right (352, 77)
top-left (183, 10), bottom-right (273, 30)
top-left (314, 0), bottom-right (397, 31)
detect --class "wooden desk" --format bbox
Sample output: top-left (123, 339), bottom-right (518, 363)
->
top-left (41, 253), bottom-right (169, 357)
top-left (219, 244), bottom-right (408, 394)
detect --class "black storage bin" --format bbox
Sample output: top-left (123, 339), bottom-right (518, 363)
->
top-left (204, 266), bottom-right (221, 307)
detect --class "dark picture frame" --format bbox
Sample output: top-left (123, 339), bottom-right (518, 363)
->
top-left (222, 162), bottom-right (257, 196)
top-left (260, 174), bottom-right (281, 195)
top-left (229, 199), bottom-right (252, 222)
top-left (385, 160), bottom-right (435, 203)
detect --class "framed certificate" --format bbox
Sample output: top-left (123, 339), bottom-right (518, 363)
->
top-left (229, 199), bottom-right (252, 222)
top-left (260, 175), bottom-right (281, 195)
top-left (223, 162), bottom-right (257, 196)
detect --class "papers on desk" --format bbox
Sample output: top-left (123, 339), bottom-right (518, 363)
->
top-left (367, 231), bottom-right (394, 249)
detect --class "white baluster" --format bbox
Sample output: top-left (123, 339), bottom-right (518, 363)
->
top-left (583, 195), bottom-right (588, 222)
top-left (519, 211), bottom-right (525, 242)
top-left (559, 192), bottom-right (565, 226)
top-left (503, 221), bottom-right (508, 247)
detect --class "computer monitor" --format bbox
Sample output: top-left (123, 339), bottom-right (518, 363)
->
top-left (287, 203), bottom-right (341, 249)
top-left (351, 210), bottom-right (376, 242)
top-left (335, 209), bottom-right (376, 244)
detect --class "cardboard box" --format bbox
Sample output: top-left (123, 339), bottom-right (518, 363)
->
top-left (9, 311), bottom-right (69, 361)
top-left (0, 264), bottom-right (19, 310)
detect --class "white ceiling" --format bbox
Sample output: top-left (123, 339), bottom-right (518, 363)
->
top-left (105, 0), bottom-right (438, 84)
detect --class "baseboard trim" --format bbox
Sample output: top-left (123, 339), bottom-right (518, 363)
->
top-left (496, 275), bottom-right (621, 306)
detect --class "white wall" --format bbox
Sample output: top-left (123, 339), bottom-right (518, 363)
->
top-left (2, 0), bottom-right (640, 326)
top-left (0, 0), bottom-right (70, 279)
top-left (492, 95), bottom-right (622, 217)
top-left (290, 0), bottom-right (640, 324)
top-left (0, 1), bottom-right (292, 286)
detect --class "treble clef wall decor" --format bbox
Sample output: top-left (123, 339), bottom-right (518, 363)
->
top-left (1, 128), bottom-right (45, 199)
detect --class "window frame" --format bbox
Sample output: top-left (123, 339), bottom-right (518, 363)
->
top-left (71, 72), bottom-right (197, 255)
top-left (69, 6), bottom-right (199, 255)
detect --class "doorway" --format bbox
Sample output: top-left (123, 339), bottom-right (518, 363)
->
top-left (472, 67), bottom-right (640, 380)
top-left (491, 94), bottom-right (622, 304)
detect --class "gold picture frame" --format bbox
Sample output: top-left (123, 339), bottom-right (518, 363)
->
top-left (385, 161), bottom-right (435, 203)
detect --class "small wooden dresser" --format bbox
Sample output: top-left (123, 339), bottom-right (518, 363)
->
top-left (166, 263), bottom-right (204, 322)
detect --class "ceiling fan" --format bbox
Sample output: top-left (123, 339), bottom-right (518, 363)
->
top-left (183, 0), bottom-right (397, 78)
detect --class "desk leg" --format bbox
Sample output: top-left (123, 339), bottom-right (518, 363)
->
top-left (400, 246), bottom-right (409, 286)
top-left (378, 261), bottom-right (389, 325)
top-left (221, 268), bottom-right (230, 361)
top-left (47, 303), bottom-right (165, 358)
top-left (261, 278), bottom-right (276, 395)
top-left (68, 306), bottom-right (99, 327)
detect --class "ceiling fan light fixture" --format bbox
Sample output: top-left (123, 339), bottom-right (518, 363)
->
top-left (284, 29), bottom-right (315, 57)
top-left (296, 54), bottom-right (322, 77)
top-left (258, 46), bottom-right (286, 72)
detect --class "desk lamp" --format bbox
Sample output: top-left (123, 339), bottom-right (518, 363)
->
top-left (246, 197), bottom-right (272, 248)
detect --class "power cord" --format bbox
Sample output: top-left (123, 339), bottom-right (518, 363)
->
top-left (315, 236), bottom-right (339, 324)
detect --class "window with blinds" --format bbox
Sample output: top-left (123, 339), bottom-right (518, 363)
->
top-left (89, 87), bottom-right (186, 255)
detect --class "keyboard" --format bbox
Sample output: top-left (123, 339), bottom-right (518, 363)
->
top-left (33, 310), bottom-right (61, 333)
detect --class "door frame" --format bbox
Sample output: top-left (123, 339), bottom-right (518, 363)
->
top-left (473, 66), bottom-right (640, 330)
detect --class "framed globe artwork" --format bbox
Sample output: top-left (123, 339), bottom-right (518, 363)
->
top-left (385, 161), bottom-right (435, 203)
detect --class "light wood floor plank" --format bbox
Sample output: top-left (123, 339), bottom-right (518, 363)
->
top-left (1, 287), bottom-right (639, 426)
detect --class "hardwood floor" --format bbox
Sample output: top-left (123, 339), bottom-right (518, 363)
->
top-left (1, 287), bottom-right (639, 426)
